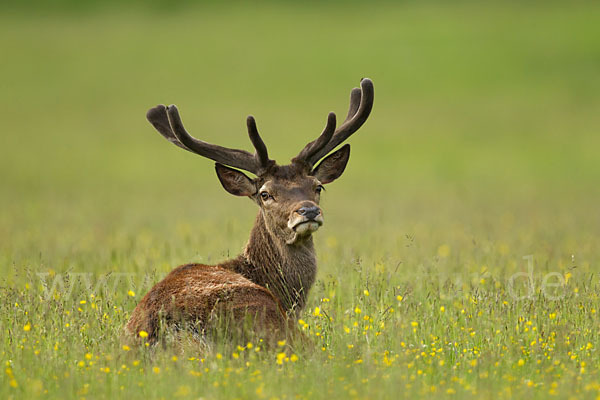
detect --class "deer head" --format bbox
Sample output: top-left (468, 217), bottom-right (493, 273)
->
top-left (146, 79), bottom-right (374, 245)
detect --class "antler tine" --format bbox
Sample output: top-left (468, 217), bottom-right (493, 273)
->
top-left (308, 78), bottom-right (374, 165)
top-left (146, 105), bottom-right (194, 152)
top-left (291, 112), bottom-right (336, 165)
top-left (246, 116), bottom-right (270, 170)
top-left (165, 105), bottom-right (261, 173)
top-left (345, 87), bottom-right (362, 122)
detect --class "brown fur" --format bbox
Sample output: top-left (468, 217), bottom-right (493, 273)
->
top-left (126, 263), bottom-right (287, 344)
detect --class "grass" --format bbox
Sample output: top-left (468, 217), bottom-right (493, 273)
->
top-left (1, 1), bottom-right (600, 399)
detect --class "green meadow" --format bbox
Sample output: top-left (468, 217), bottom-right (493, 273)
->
top-left (1, 1), bottom-right (600, 398)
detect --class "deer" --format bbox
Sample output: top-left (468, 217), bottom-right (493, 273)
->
top-left (125, 78), bottom-right (374, 346)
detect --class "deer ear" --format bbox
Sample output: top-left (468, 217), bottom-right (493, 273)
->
top-left (311, 144), bottom-right (350, 184)
top-left (215, 163), bottom-right (257, 196)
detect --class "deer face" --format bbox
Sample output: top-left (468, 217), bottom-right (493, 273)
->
top-left (214, 143), bottom-right (351, 244)
top-left (146, 79), bottom-right (373, 244)
top-left (257, 174), bottom-right (324, 244)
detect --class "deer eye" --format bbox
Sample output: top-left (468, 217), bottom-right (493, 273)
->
top-left (316, 185), bottom-right (324, 194)
top-left (260, 191), bottom-right (271, 201)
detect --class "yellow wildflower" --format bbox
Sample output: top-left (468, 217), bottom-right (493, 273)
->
top-left (276, 352), bottom-right (286, 365)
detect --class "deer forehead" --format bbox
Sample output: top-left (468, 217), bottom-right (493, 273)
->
top-left (259, 178), bottom-right (319, 195)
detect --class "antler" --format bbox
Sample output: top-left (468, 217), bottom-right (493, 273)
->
top-left (292, 78), bottom-right (374, 167)
top-left (146, 104), bottom-right (271, 174)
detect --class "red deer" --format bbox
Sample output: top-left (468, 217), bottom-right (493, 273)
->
top-left (125, 78), bottom-right (374, 345)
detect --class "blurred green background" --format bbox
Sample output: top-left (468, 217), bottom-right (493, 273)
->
top-left (1, 0), bottom-right (599, 275)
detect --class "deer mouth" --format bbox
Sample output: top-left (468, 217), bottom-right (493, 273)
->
top-left (289, 217), bottom-right (323, 235)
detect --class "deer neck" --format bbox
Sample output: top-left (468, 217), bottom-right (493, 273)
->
top-left (238, 211), bottom-right (317, 315)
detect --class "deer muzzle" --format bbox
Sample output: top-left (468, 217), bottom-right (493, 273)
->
top-left (288, 204), bottom-right (323, 235)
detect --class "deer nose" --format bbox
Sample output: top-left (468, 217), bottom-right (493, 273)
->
top-left (296, 206), bottom-right (321, 220)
